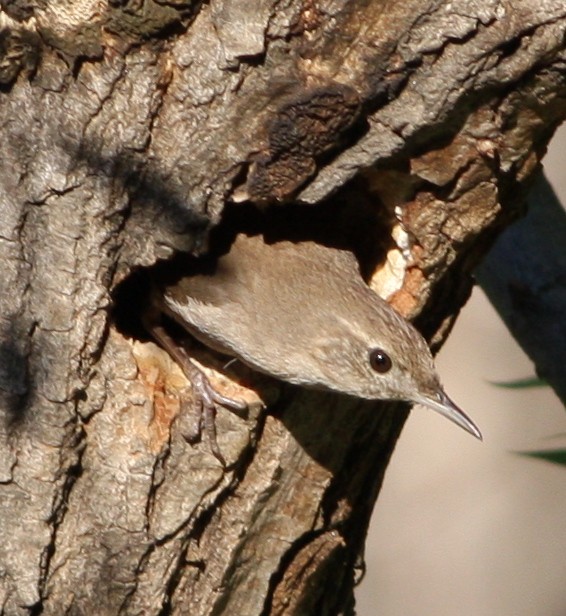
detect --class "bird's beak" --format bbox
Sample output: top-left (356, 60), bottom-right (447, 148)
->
top-left (415, 390), bottom-right (482, 440)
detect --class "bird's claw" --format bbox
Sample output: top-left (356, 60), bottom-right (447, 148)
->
top-left (143, 315), bottom-right (247, 466)
top-left (183, 370), bottom-right (248, 466)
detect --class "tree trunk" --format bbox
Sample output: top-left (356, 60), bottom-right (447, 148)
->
top-left (0, 1), bottom-right (564, 614)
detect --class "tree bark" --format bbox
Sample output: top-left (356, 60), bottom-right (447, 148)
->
top-left (0, 1), bottom-right (565, 614)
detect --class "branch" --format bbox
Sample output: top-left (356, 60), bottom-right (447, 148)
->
top-left (477, 172), bottom-right (566, 406)
top-left (0, 1), bottom-right (565, 614)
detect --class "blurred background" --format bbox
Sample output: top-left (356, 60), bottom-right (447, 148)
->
top-left (357, 124), bottom-right (566, 616)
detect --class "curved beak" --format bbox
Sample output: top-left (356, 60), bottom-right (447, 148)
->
top-left (415, 390), bottom-right (482, 440)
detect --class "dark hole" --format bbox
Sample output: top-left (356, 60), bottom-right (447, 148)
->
top-left (111, 268), bottom-right (153, 341)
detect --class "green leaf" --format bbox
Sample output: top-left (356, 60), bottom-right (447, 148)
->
top-left (489, 377), bottom-right (546, 389)
top-left (520, 449), bottom-right (566, 466)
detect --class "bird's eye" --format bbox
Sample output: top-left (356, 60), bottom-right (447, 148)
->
top-left (369, 349), bottom-right (392, 373)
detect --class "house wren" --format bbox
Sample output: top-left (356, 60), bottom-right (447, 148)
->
top-left (147, 233), bottom-right (481, 462)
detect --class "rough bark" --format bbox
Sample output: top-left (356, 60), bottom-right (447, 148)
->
top-left (0, 1), bottom-right (564, 614)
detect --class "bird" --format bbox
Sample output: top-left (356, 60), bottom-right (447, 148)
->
top-left (146, 232), bottom-right (481, 463)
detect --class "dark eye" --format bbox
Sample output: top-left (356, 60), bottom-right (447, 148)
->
top-left (369, 349), bottom-right (392, 373)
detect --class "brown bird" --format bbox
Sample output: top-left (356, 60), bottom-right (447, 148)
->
top-left (147, 233), bottom-right (481, 462)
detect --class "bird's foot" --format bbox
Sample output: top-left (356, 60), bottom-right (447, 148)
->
top-left (182, 368), bottom-right (248, 466)
top-left (144, 313), bottom-right (247, 465)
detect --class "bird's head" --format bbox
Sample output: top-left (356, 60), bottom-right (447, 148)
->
top-left (307, 297), bottom-right (482, 440)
